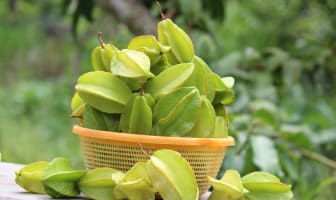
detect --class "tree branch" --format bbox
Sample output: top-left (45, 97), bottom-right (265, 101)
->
top-left (95, 0), bottom-right (158, 35)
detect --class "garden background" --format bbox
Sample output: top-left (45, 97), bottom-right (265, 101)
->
top-left (0, 0), bottom-right (335, 199)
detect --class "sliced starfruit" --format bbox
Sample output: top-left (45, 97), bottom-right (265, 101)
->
top-left (146, 149), bottom-right (198, 200)
top-left (75, 71), bottom-right (132, 114)
top-left (110, 49), bottom-right (154, 79)
top-left (208, 169), bottom-right (245, 200)
top-left (78, 167), bottom-right (121, 200)
top-left (41, 157), bottom-right (86, 198)
top-left (15, 161), bottom-right (48, 194)
top-left (144, 62), bottom-right (194, 100)
top-left (153, 87), bottom-right (201, 136)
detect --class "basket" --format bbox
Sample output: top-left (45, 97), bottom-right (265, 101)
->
top-left (73, 125), bottom-right (234, 194)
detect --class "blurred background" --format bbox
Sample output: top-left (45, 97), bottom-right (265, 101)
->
top-left (0, 0), bottom-right (335, 199)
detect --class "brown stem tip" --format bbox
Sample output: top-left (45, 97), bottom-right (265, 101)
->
top-left (97, 32), bottom-right (104, 49)
top-left (156, 1), bottom-right (166, 20)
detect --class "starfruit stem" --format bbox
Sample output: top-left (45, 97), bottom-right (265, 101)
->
top-left (137, 143), bottom-right (151, 158)
top-left (139, 81), bottom-right (145, 96)
top-left (97, 32), bottom-right (105, 49)
top-left (156, 1), bottom-right (166, 20)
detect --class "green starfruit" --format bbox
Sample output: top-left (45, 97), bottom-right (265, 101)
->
top-left (91, 33), bottom-right (118, 71)
top-left (75, 71), bottom-right (132, 114)
top-left (41, 157), bottom-right (86, 198)
top-left (153, 87), bottom-right (201, 136)
top-left (146, 149), bottom-right (199, 200)
top-left (186, 95), bottom-right (216, 138)
top-left (208, 169), bottom-right (245, 200)
top-left (78, 168), bottom-right (121, 200)
top-left (144, 63), bottom-right (194, 100)
top-left (15, 161), bottom-right (48, 194)
top-left (128, 35), bottom-right (170, 65)
top-left (158, 18), bottom-right (195, 64)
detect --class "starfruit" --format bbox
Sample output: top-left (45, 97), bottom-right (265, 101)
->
top-left (241, 172), bottom-right (293, 200)
top-left (114, 162), bottom-right (155, 200)
top-left (128, 35), bottom-right (170, 66)
top-left (70, 92), bottom-right (85, 118)
top-left (15, 161), bottom-right (48, 194)
top-left (208, 169), bottom-right (245, 200)
top-left (78, 168), bottom-right (121, 200)
top-left (153, 87), bottom-right (201, 136)
top-left (184, 56), bottom-right (216, 102)
top-left (119, 93), bottom-right (154, 134)
top-left (75, 71), bottom-right (132, 114)
top-left (212, 74), bottom-right (235, 105)
top-left (110, 49), bottom-right (154, 79)
top-left (91, 33), bottom-right (118, 71)
top-left (144, 63), bottom-right (194, 100)
top-left (146, 149), bottom-right (199, 200)
top-left (185, 95), bottom-right (216, 138)
top-left (41, 157), bottom-right (86, 198)
top-left (212, 116), bottom-right (228, 138)
top-left (83, 104), bottom-right (120, 131)
top-left (158, 18), bottom-right (195, 64)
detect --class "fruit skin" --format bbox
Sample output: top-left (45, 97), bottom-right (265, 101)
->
top-left (144, 62), bottom-right (194, 100)
top-left (110, 49), bottom-right (154, 79)
top-left (128, 35), bottom-right (170, 66)
top-left (146, 149), bottom-right (199, 200)
top-left (158, 18), bottom-right (195, 64)
top-left (153, 87), bottom-right (201, 136)
top-left (119, 93), bottom-right (154, 134)
top-left (78, 167), bottom-right (121, 200)
top-left (41, 157), bottom-right (86, 198)
top-left (91, 42), bottom-right (118, 71)
top-left (185, 95), bottom-right (216, 138)
top-left (15, 161), bottom-right (49, 194)
top-left (75, 71), bottom-right (132, 114)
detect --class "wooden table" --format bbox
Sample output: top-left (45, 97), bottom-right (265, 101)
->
top-left (0, 162), bottom-right (211, 200)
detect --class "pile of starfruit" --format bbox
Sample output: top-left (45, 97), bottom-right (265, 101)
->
top-left (71, 17), bottom-right (234, 137)
top-left (16, 149), bottom-right (199, 200)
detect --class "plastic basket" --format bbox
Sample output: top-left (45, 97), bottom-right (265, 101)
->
top-left (73, 125), bottom-right (234, 194)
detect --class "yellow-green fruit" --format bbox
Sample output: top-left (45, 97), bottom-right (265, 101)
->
top-left (146, 149), bottom-right (199, 200)
top-left (70, 92), bottom-right (85, 118)
top-left (78, 168), bottom-right (121, 200)
top-left (158, 18), bottom-right (195, 64)
top-left (75, 71), bottom-right (132, 114)
top-left (128, 35), bottom-right (170, 66)
top-left (41, 157), bottom-right (86, 198)
top-left (91, 43), bottom-right (118, 71)
top-left (15, 161), bottom-right (48, 194)
top-left (110, 49), bottom-right (154, 79)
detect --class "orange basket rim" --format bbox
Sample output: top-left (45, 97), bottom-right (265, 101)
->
top-left (73, 125), bottom-right (235, 147)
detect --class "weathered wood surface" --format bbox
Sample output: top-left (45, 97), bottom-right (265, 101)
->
top-left (0, 162), bottom-right (211, 200)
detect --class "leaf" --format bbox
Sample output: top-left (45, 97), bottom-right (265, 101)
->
top-left (250, 136), bottom-right (282, 175)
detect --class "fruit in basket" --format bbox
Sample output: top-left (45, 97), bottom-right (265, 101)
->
top-left (72, 16), bottom-right (235, 138)
top-left (119, 92), bottom-right (154, 134)
top-left (41, 157), bottom-right (86, 198)
top-left (15, 161), bottom-right (48, 194)
top-left (91, 32), bottom-right (118, 72)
